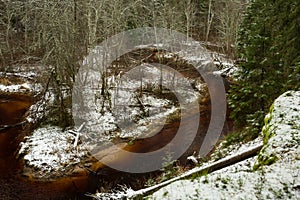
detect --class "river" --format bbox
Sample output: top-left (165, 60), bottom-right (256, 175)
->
top-left (0, 94), bottom-right (95, 200)
top-left (0, 91), bottom-right (233, 199)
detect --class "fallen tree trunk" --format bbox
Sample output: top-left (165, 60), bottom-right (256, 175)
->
top-left (0, 121), bottom-right (27, 132)
top-left (128, 143), bottom-right (263, 198)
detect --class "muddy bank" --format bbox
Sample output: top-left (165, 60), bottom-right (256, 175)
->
top-left (0, 84), bottom-right (233, 199)
top-left (0, 94), bottom-right (96, 200)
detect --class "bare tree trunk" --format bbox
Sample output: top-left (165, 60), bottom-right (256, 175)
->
top-left (206, 0), bottom-right (214, 42)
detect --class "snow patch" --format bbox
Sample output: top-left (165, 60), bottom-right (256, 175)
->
top-left (18, 126), bottom-right (89, 177)
top-left (0, 83), bottom-right (32, 93)
top-left (73, 64), bottom-right (199, 144)
top-left (150, 91), bottom-right (300, 199)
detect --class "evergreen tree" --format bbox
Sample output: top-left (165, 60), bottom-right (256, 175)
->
top-left (229, 0), bottom-right (300, 134)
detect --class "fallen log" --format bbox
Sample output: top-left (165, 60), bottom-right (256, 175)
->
top-left (0, 121), bottom-right (27, 132)
top-left (89, 143), bottom-right (263, 199)
top-left (129, 143), bottom-right (263, 198)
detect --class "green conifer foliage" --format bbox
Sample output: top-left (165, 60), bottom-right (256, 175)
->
top-left (229, 0), bottom-right (300, 133)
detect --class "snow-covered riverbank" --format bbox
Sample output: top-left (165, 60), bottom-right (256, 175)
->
top-left (90, 91), bottom-right (300, 199)
top-left (150, 91), bottom-right (300, 200)
top-left (15, 41), bottom-right (236, 181)
top-left (18, 126), bottom-right (90, 179)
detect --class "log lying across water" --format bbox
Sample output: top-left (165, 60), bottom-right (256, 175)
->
top-left (0, 121), bottom-right (27, 131)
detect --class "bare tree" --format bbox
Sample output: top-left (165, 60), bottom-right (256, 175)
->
top-left (205, 0), bottom-right (214, 42)
top-left (215, 0), bottom-right (248, 57)
top-left (184, 0), bottom-right (196, 40)
top-left (0, 0), bottom-right (248, 128)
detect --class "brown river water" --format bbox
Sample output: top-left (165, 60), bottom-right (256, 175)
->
top-left (0, 94), bottom-right (97, 200)
top-left (0, 92), bottom-right (233, 200)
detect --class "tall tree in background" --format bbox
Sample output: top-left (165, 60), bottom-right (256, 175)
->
top-left (215, 0), bottom-right (247, 58)
top-left (229, 0), bottom-right (300, 135)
